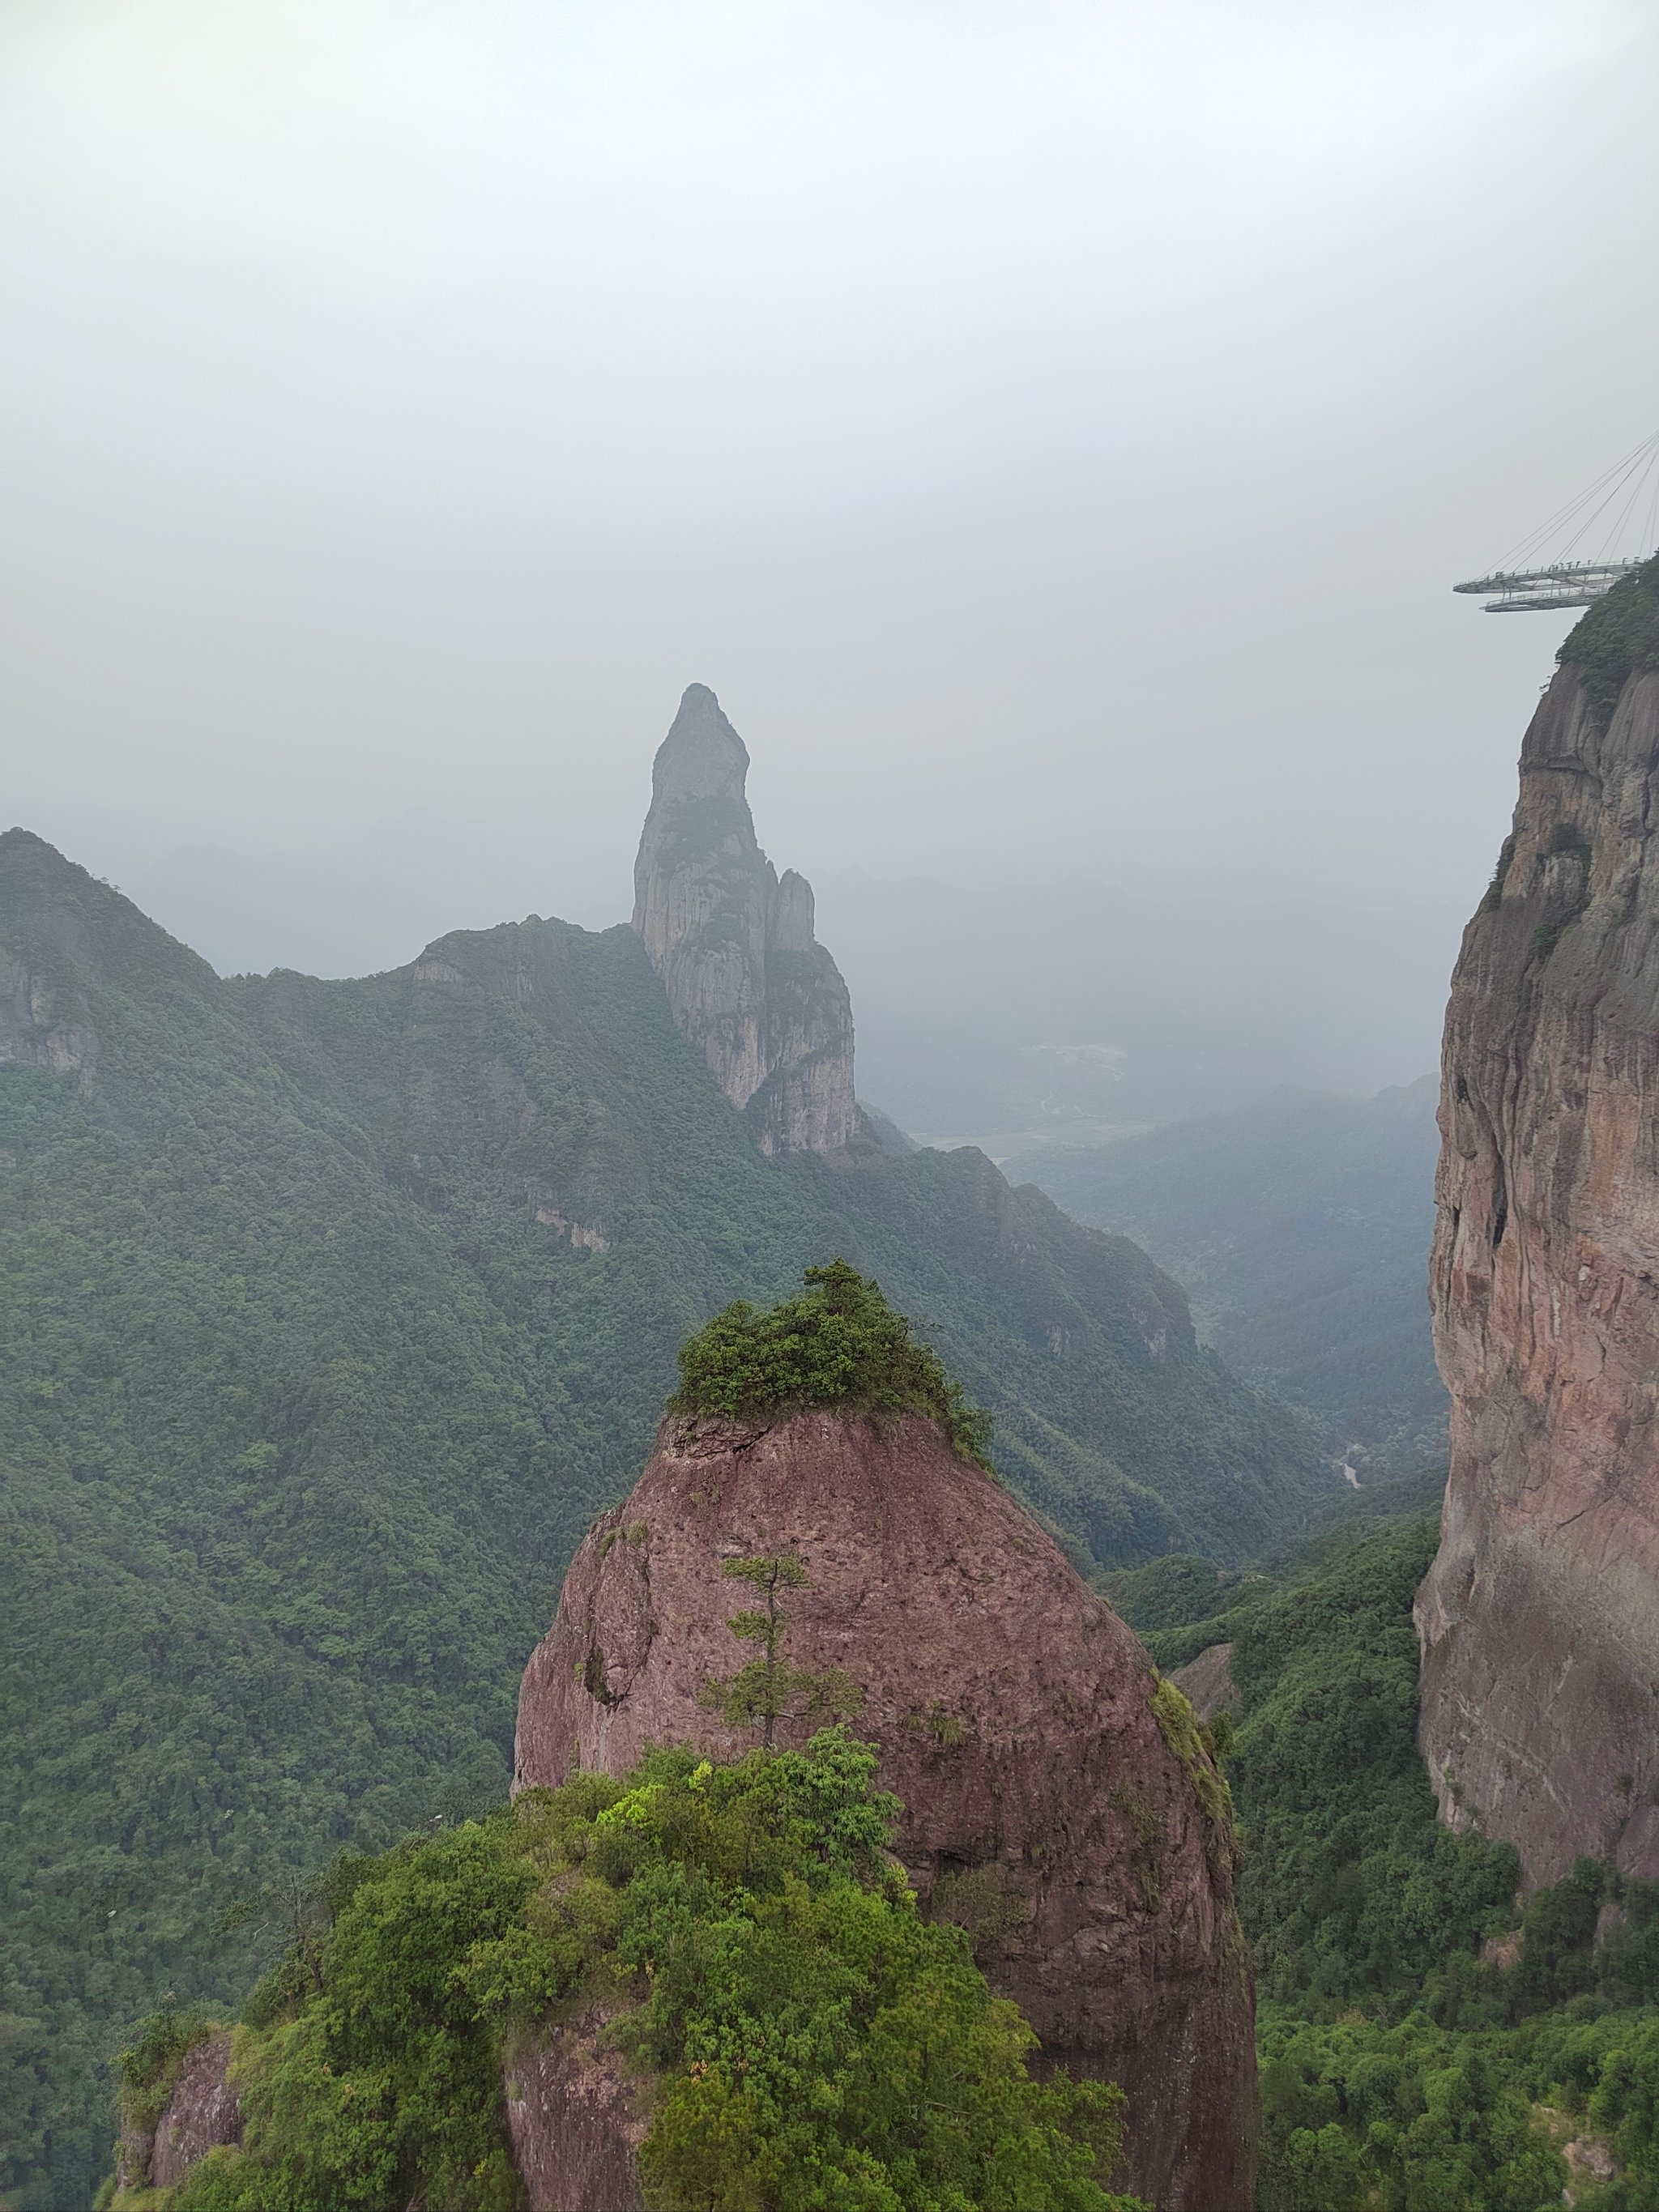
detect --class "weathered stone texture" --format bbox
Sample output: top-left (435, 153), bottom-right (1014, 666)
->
top-left (505, 2006), bottom-right (648, 2212)
top-left (148, 2032), bottom-right (242, 2189)
top-left (1419, 660), bottom-right (1659, 1884)
top-left (0, 953), bottom-right (90, 1072)
top-left (1170, 1641), bottom-right (1241, 1723)
top-left (631, 685), bottom-right (859, 1158)
top-left (515, 1408), bottom-right (1256, 2211)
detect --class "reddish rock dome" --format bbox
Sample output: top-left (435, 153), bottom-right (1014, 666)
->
top-left (514, 1407), bottom-right (1255, 2211)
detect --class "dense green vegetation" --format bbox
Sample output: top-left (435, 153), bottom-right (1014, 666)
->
top-left (1008, 1078), bottom-right (1445, 1473)
top-left (1114, 1483), bottom-right (1659, 2210)
top-left (1559, 551), bottom-right (1659, 720)
top-left (111, 1733), bottom-right (1141, 2212)
top-left (1154, 1520), bottom-right (1520, 2018)
top-left (672, 1259), bottom-right (993, 1461)
top-left (0, 829), bottom-right (1330, 2208)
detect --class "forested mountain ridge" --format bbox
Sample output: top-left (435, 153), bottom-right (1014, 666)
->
top-left (0, 824), bottom-right (1331, 2206)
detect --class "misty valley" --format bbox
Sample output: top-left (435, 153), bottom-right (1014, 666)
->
top-left (13, 4), bottom-right (1659, 2205)
top-left (2, 556), bottom-right (1659, 2210)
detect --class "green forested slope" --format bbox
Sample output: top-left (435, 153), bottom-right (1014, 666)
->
top-left (111, 1735), bottom-right (1139, 2212)
top-left (1007, 1078), bottom-right (1445, 1473)
top-left (1112, 1488), bottom-right (1659, 2210)
top-left (0, 830), bottom-right (1328, 2207)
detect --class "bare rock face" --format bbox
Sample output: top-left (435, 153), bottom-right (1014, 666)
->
top-left (631, 685), bottom-right (859, 1158)
top-left (0, 955), bottom-right (89, 1072)
top-left (0, 833), bottom-right (100, 1074)
top-left (514, 1409), bottom-right (1255, 2211)
top-left (1170, 1642), bottom-right (1240, 1724)
top-left (1419, 639), bottom-right (1659, 1884)
top-left (505, 2005), bottom-right (648, 2212)
top-left (148, 2032), bottom-right (242, 2189)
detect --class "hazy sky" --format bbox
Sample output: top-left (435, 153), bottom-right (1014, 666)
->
top-left (4, 0), bottom-right (1657, 949)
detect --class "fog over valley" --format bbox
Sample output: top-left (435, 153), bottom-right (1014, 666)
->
top-left (10, 9), bottom-right (1659, 2211)
top-left (6, 0), bottom-right (1658, 955)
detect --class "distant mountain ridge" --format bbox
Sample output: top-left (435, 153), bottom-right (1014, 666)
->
top-left (0, 696), bottom-right (1333, 2205)
top-left (816, 871), bottom-right (1462, 1144)
top-left (1006, 1076), bottom-right (1447, 1473)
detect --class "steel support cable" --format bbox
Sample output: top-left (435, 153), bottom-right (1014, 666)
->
top-left (1547, 447), bottom-right (1653, 563)
top-left (1558, 438), bottom-right (1659, 562)
top-left (1495, 434), bottom-right (1657, 571)
top-left (1520, 435), bottom-right (1658, 562)
top-left (1496, 450), bottom-right (1632, 569)
top-left (1590, 446), bottom-right (1659, 564)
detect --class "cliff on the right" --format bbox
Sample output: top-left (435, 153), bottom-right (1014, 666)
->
top-left (1419, 553), bottom-right (1659, 1886)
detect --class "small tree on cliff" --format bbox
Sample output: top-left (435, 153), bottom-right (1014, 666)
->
top-left (700, 1553), bottom-right (859, 1751)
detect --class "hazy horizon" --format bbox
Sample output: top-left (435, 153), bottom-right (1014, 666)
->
top-left (20, 799), bottom-right (1459, 1141)
top-left (6, 1), bottom-right (1659, 946)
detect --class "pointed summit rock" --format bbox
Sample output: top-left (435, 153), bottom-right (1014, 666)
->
top-left (632, 685), bottom-right (859, 1158)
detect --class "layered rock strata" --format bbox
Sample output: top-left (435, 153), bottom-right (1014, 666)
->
top-left (1420, 586), bottom-right (1659, 1884)
top-left (514, 1407), bottom-right (1256, 2211)
top-left (631, 684), bottom-right (859, 1157)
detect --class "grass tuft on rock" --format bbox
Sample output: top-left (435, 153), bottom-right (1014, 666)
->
top-left (670, 1259), bottom-right (994, 1464)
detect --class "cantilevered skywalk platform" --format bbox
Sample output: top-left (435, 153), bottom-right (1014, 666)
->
top-left (1452, 560), bottom-right (1644, 613)
top-left (1454, 433), bottom-right (1657, 613)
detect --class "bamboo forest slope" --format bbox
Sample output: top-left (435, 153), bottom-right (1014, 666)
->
top-left (0, 829), bottom-right (1328, 2206)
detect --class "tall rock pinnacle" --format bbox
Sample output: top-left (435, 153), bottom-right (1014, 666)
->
top-left (1418, 557), bottom-right (1659, 1885)
top-left (632, 684), bottom-right (859, 1158)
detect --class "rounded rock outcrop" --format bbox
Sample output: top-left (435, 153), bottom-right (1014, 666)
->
top-left (514, 1407), bottom-right (1255, 2211)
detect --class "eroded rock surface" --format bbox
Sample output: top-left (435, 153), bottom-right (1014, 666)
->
top-left (1170, 1642), bottom-right (1240, 1723)
top-left (515, 1408), bottom-right (1255, 2210)
top-left (631, 685), bottom-right (860, 1158)
top-left (0, 832), bottom-right (100, 1072)
top-left (505, 2005), bottom-right (648, 2212)
top-left (1419, 638), bottom-right (1659, 1883)
top-left (148, 2032), bottom-right (242, 2189)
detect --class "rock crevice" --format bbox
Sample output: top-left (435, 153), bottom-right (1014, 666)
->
top-left (115, 2032), bottom-right (242, 2195)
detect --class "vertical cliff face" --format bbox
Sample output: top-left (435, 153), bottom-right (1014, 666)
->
top-left (515, 1409), bottom-right (1256, 2212)
top-left (1420, 560), bottom-right (1659, 1885)
top-left (632, 684), bottom-right (859, 1157)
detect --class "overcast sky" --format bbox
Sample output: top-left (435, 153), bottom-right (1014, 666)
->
top-left (4, 0), bottom-right (1657, 956)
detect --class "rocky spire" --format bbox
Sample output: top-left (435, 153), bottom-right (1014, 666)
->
top-left (631, 684), bottom-right (859, 1158)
